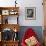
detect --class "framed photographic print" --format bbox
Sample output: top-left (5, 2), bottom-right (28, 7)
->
top-left (25, 7), bottom-right (36, 20)
top-left (2, 10), bottom-right (9, 15)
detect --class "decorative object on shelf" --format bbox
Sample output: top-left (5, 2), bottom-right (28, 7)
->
top-left (9, 10), bottom-right (18, 15)
top-left (15, 0), bottom-right (17, 7)
top-left (2, 16), bottom-right (8, 24)
top-left (5, 18), bottom-right (8, 24)
top-left (13, 32), bottom-right (18, 41)
top-left (2, 10), bottom-right (9, 15)
top-left (13, 28), bottom-right (18, 41)
top-left (13, 27), bottom-right (17, 32)
top-left (25, 7), bottom-right (36, 20)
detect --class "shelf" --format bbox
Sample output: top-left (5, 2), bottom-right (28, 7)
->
top-left (0, 7), bottom-right (19, 15)
top-left (0, 24), bottom-right (20, 32)
top-left (0, 7), bottom-right (19, 10)
top-left (0, 7), bottom-right (19, 24)
top-left (2, 40), bottom-right (19, 43)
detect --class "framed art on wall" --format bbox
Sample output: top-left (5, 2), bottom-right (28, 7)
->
top-left (25, 7), bottom-right (36, 20)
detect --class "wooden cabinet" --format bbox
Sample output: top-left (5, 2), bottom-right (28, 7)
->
top-left (0, 7), bottom-right (19, 46)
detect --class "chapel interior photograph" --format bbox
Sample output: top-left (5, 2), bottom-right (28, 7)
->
top-left (0, 0), bottom-right (46, 46)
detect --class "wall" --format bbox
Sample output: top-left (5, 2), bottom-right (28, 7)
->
top-left (18, 0), bottom-right (44, 26)
top-left (0, 0), bottom-right (44, 26)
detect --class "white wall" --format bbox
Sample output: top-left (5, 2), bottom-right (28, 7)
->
top-left (18, 0), bottom-right (44, 26)
top-left (0, 0), bottom-right (44, 26)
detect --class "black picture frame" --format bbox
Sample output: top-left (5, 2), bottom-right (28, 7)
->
top-left (25, 7), bottom-right (36, 20)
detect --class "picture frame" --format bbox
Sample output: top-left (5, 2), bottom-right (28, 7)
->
top-left (2, 10), bottom-right (9, 15)
top-left (25, 7), bottom-right (36, 20)
top-left (9, 10), bottom-right (18, 15)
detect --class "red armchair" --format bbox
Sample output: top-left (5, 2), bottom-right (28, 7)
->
top-left (21, 28), bottom-right (41, 46)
